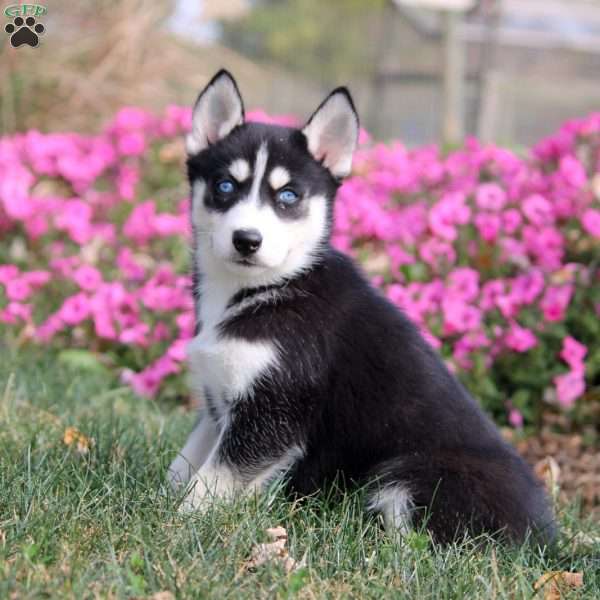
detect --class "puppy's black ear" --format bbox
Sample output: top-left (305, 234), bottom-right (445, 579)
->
top-left (186, 69), bottom-right (245, 155)
top-left (302, 88), bottom-right (359, 178)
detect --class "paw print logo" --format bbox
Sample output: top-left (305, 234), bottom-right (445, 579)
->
top-left (5, 16), bottom-right (45, 48)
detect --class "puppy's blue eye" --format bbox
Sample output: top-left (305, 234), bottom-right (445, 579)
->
top-left (277, 189), bottom-right (299, 205)
top-left (217, 180), bottom-right (235, 194)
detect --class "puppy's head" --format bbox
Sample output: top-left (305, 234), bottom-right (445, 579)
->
top-left (186, 69), bottom-right (359, 284)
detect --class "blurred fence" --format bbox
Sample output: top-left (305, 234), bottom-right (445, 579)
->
top-left (1, 0), bottom-right (599, 147)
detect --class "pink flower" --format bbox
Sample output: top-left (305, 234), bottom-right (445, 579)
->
top-left (126, 369), bottom-right (161, 397)
top-left (442, 298), bottom-right (481, 334)
top-left (24, 214), bottom-right (48, 239)
top-left (73, 265), bottom-right (102, 291)
top-left (541, 285), bottom-right (573, 322)
top-left (175, 311), bottom-right (195, 338)
top-left (500, 238), bottom-right (528, 266)
top-left (126, 354), bottom-right (180, 397)
top-left (476, 183), bottom-right (506, 211)
top-left (559, 155), bottom-right (586, 189)
top-left (246, 110), bottom-right (299, 127)
top-left (108, 106), bottom-right (156, 133)
top-left (93, 312), bottom-right (117, 340)
top-left (419, 239), bottom-right (456, 270)
top-left (59, 293), bottom-right (91, 325)
top-left (0, 163), bottom-right (35, 219)
top-left (582, 209), bottom-right (600, 238)
top-left (429, 192), bottom-right (470, 241)
top-left (496, 294), bottom-right (520, 319)
top-left (35, 315), bottom-right (64, 341)
top-left (21, 270), bottom-right (51, 287)
top-left (152, 322), bottom-right (172, 342)
top-left (120, 323), bottom-right (150, 346)
top-left (167, 339), bottom-right (187, 361)
top-left (523, 226), bottom-right (564, 270)
top-left (522, 194), bottom-right (554, 226)
top-left (117, 131), bottom-right (146, 156)
top-left (123, 201), bottom-right (156, 243)
top-left (117, 165), bottom-right (139, 200)
top-left (0, 264), bottom-right (19, 284)
top-left (502, 209), bottom-right (522, 234)
top-left (559, 336), bottom-right (587, 372)
top-left (5, 278), bottom-right (31, 301)
top-left (387, 245), bottom-right (415, 270)
top-left (117, 248), bottom-right (146, 281)
top-left (508, 408), bottom-right (524, 428)
top-left (504, 322), bottom-right (537, 352)
top-left (447, 267), bottom-right (479, 302)
top-left (0, 302), bottom-right (32, 324)
top-left (553, 371), bottom-right (585, 407)
top-left (481, 279), bottom-right (505, 311)
top-left (455, 331), bottom-right (490, 354)
top-left (475, 213), bottom-right (501, 242)
top-left (510, 270), bottom-right (545, 304)
top-left (419, 327), bottom-right (442, 350)
top-left (54, 200), bottom-right (94, 244)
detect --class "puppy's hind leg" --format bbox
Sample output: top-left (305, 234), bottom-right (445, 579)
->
top-left (168, 414), bottom-right (219, 490)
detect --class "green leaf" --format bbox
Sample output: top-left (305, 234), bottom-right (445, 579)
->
top-left (23, 543), bottom-right (39, 562)
top-left (57, 349), bottom-right (107, 374)
top-left (286, 568), bottom-right (309, 595)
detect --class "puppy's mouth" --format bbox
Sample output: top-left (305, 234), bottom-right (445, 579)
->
top-left (227, 256), bottom-right (268, 271)
top-left (233, 258), bottom-right (258, 267)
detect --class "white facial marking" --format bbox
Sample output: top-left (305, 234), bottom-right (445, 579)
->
top-left (367, 485), bottom-right (414, 536)
top-left (268, 166), bottom-right (291, 190)
top-left (191, 179), bottom-right (207, 230)
top-left (249, 142), bottom-right (269, 202)
top-left (229, 158), bottom-right (250, 182)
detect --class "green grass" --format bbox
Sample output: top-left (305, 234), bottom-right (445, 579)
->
top-left (1, 345), bottom-right (599, 599)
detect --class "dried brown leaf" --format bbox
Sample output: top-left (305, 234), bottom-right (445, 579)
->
top-left (243, 526), bottom-right (302, 574)
top-left (265, 526), bottom-right (287, 541)
top-left (148, 592), bottom-right (175, 600)
top-left (534, 571), bottom-right (583, 600)
top-left (63, 426), bottom-right (94, 455)
top-left (534, 456), bottom-right (561, 497)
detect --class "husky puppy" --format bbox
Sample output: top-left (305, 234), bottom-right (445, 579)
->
top-left (168, 70), bottom-right (555, 544)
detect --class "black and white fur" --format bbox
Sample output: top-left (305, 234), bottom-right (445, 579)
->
top-left (168, 70), bottom-right (556, 545)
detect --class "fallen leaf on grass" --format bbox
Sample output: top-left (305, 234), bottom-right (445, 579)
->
top-left (243, 526), bottom-right (303, 573)
top-left (148, 592), bottom-right (175, 600)
top-left (63, 426), bottom-right (94, 455)
top-left (534, 571), bottom-right (583, 599)
top-left (534, 456), bottom-right (561, 498)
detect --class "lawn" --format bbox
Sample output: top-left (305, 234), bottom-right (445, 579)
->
top-left (1, 344), bottom-right (599, 599)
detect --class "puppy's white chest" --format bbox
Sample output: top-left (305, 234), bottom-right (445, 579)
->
top-left (188, 327), bottom-right (278, 406)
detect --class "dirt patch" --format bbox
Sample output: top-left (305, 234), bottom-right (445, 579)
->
top-left (514, 430), bottom-right (600, 516)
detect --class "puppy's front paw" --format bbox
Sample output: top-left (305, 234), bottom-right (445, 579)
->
top-left (178, 492), bottom-right (204, 514)
top-left (177, 465), bottom-right (236, 513)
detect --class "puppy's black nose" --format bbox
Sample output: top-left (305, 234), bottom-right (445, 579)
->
top-left (232, 228), bottom-right (262, 256)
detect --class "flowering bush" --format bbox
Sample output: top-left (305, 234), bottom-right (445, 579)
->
top-left (1, 107), bottom-right (599, 429)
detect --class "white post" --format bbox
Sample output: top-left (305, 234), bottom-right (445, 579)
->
top-left (441, 9), bottom-right (465, 146)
